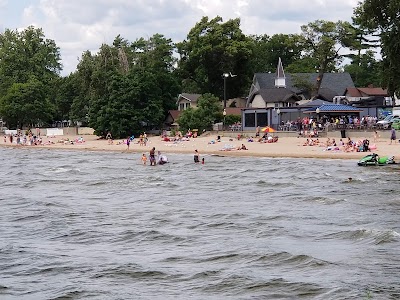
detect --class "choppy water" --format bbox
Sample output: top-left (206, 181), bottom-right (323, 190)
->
top-left (0, 147), bottom-right (399, 300)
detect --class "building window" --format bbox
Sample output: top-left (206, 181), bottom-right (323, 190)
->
top-left (245, 113), bottom-right (256, 127)
top-left (179, 103), bottom-right (185, 111)
top-left (186, 103), bottom-right (191, 109)
top-left (257, 113), bottom-right (268, 127)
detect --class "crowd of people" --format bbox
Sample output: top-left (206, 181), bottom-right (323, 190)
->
top-left (3, 128), bottom-right (86, 146)
top-left (301, 136), bottom-right (377, 153)
top-left (281, 115), bottom-right (381, 133)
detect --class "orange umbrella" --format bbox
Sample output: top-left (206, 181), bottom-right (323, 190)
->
top-left (261, 126), bottom-right (276, 133)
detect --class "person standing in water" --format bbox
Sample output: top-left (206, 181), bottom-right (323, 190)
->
top-left (194, 149), bottom-right (200, 163)
top-left (141, 153), bottom-right (147, 165)
top-left (149, 147), bottom-right (156, 166)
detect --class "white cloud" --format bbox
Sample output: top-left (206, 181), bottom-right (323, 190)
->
top-left (8, 0), bottom-right (358, 75)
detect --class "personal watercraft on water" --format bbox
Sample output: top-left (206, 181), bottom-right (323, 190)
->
top-left (357, 153), bottom-right (396, 166)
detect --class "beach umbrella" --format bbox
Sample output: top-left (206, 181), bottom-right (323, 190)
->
top-left (261, 126), bottom-right (276, 133)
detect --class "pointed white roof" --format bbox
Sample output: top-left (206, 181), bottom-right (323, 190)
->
top-left (276, 57), bottom-right (285, 78)
top-left (275, 57), bottom-right (286, 88)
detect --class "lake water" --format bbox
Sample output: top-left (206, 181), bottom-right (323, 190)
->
top-left (0, 147), bottom-right (399, 299)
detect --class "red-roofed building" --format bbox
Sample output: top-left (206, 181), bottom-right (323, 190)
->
top-left (344, 86), bottom-right (393, 107)
top-left (345, 86), bottom-right (389, 101)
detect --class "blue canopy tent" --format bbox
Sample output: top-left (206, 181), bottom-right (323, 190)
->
top-left (303, 104), bottom-right (363, 115)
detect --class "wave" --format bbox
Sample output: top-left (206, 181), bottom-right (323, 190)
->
top-left (49, 289), bottom-right (86, 300)
top-left (42, 166), bottom-right (86, 176)
top-left (111, 229), bottom-right (187, 245)
top-left (197, 253), bottom-right (241, 263)
top-left (305, 196), bottom-right (346, 205)
top-left (200, 275), bottom-right (326, 298)
top-left (252, 251), bottom-right (331, 268)
top-left (321, 228), bottom-right (400, 244)
top-left (91, 264), bottom-right (175, 281)
top-left (11, 213), bottom-right (45, 223)
top-left (186, 270), bottom-right (221, 280)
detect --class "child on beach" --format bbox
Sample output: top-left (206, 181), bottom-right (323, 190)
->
top-left (390, 128), bottom-right (396, 144)
top-left (106, 132), bottom-right (113, 144)
top-left (141, 153), bottom-right (147, 165)
top-left (373, 130), bottom-right (379, 142)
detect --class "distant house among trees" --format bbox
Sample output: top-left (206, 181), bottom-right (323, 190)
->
top-left (176, 93), bottom-right (201, 111)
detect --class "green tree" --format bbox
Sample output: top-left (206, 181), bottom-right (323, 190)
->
top-left (176, 16), bottom-right (253, 99)
top-left (249, 33), bottom-right (303, 73)
top-left (224, 114), bottom-right (241, 126)
top-left (344, 50), bottom-right (382, 87)
top-left (74, 34), bottom-right (180, 137)
top-left (177, 93), bottom-right (221, 132)
top-left (0, 26), bottom-right (61, 128)
top-left (0, 77), bottom-right (54, 128)
top-left (354, 0), bottom-right (400, 95)
top-left (130, 34), bottom-right (181, 116)
top-left (69, 50), bottom-right (96, 123)
top-left (0, 26), bottom-right (61, 94)
top-left (52, 74), bottom-right (80, 122)
top-left (298, 20), bottom-right (354, 96)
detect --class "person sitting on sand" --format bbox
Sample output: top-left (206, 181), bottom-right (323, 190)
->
top-left (325, 138), bottom-right (331, 147)
top-left (237, 144), bottom-right (248, 150)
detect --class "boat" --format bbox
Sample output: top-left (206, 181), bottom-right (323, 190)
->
top-left (357, 153), bottom-right (396, 166)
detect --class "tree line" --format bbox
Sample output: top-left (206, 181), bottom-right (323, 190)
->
top-left (0, 1), bottom-right (398, 137)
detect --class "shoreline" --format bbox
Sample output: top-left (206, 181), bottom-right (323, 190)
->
top-left (1, 134), bottom-right (398, 161)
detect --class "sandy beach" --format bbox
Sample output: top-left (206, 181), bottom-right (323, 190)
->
top-left (1, 132), bottom-right (399, 161)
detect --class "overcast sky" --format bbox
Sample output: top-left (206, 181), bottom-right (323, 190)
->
top-left (0, 0), bottom-right (359, 75)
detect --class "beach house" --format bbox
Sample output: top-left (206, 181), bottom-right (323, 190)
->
top-left (241, 58), bottom-right (356, 131)
top-left (176, 93), bottom-right (201, 111)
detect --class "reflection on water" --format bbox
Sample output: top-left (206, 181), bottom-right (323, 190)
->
top-left (0, 147), bottom-right (399, 299)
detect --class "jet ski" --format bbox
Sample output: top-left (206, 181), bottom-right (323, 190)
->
top-left (357, 153), bottom-right (396, 166)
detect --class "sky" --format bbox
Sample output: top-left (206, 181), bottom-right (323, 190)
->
top-left (0, 0), bottom-right (360, 75)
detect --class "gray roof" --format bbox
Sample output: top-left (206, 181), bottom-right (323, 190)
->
top-left (297, 99), bottom-right (329, 107)
top-left (255, 72), bottom-right (355, 97)
top-left (179, 93), bottom-right (201, 102)
top-left (258, 88), bottom-right (301, 103)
